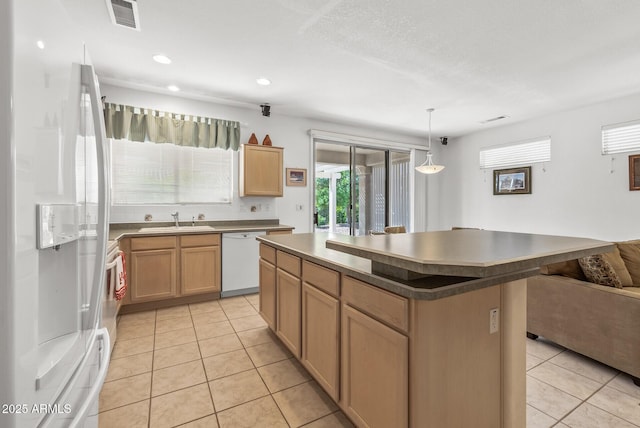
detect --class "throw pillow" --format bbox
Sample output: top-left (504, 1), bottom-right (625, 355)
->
top-left (578, 255), bottom-right (623, 288)
top-left (540, 260), bottom-right (587, 280)
top-left (603, 246), bottom-right (633, 286)
top-left (617, 241), bottom-right (640, 285)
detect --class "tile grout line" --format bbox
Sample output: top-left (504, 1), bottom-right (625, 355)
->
top-left (192, 303), bottom-right (219, 426)
top-left (147, 309), bottom-right (157, 428)
top-left (526, 346), bottom-right (640, 427)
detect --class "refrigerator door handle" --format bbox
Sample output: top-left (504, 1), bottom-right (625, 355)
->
top-left (68, 328), bottom-right (110, 428)
top-left (80, 64), bottom-right (110, 331)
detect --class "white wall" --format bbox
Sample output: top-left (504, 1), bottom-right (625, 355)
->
top-left (102, 84), bottom-right (427, 232)
top-left (436, 92), bottom-right (640, 241)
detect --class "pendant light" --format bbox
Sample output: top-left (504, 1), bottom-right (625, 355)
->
top-left (415, 108), bottom-right (445, 174)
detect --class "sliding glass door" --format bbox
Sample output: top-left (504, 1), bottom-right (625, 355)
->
top-left (314, 142), bottom-right (410, 236)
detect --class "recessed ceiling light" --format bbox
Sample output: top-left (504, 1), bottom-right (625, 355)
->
top-left (256, 77), bottom-right (271, 86)
top-left (167, 85), bottom-right (180, 92)
top-left (153, 54), bottom-right (172, 64)
top-left (36, 40), bottom-right (45, 50)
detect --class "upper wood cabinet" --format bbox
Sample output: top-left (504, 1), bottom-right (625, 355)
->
top-left (239, 144), bottom-right (283, 197)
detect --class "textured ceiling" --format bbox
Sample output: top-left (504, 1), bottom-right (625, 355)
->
top-left (60, 0), bottom-right (640, 138)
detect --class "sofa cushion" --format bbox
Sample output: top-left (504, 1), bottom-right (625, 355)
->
top-left (604, 246), bottom-right (633, 286)
top-left (540, 260), bottom-right (586, 280)
top-left (578, 255), bottom-right (623, 288)
top-left (617, 241), bottom-right (640, 285)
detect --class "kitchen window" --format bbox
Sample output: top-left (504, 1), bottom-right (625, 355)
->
top-left (111, 139), bottom-right (232, 204)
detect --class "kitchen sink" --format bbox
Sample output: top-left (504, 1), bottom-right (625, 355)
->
top-left (138, 225), bottom-right (216, 233)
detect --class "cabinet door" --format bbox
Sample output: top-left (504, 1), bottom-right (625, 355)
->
top-left (342, 304), bottom-right (408, 428)
top-left (181, 245), bottom-right (220, 295)
top-left (241, 145), bottom-right (283, 196)
top-left (302, 283), bottom-right (340, 401)
top-left (276, 268), bottom-right (301, 357)
top-left (259, 259), bottom-right (277, 330)
top-left (130, 249), bottom-right (177, 302)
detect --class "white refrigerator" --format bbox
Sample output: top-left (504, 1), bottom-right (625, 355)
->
top-left (0, 0), bottom-right (111, 427)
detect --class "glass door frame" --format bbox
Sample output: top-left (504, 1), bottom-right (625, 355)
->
top-left (313, 140), bottom-right (409, 236)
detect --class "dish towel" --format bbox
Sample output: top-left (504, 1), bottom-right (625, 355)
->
top-left (115, 251), bottom-right (127, 300)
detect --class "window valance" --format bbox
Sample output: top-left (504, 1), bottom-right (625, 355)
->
top-left (104, 103), bottom-right (241, 151)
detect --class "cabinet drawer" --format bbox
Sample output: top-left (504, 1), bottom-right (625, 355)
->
top-left (303, 261), bottom-right (339, 297)
top-left (181, 233), bottom-right (220, 248)
top-left (260, 244), bottom-right (277, 265)
top-left (342, 276), bottom-right (409, 333)
top-left (131, 236), bottom-right (177, 251)
top-left (277, 251), bottom-right (301, 277)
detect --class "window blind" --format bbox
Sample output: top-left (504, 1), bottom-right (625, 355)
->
top-left (479, 137), bottom-right (551, 169)
top-left (111, 139), bottom-right (232, 204)
top-left (602, 119), bottom-right (640, 154)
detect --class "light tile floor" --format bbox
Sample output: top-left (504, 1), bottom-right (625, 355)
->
top-left (99, 294), bottom-right (640, 427)
top-left (526, 336), bottom-right (640, 427)
top-left (99, 295), bottom-right (352, 428)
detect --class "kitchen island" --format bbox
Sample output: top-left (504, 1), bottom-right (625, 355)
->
top-left (256, 230), bottom-right (612, 428)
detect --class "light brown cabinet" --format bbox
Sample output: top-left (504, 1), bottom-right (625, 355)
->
top-left (123, 233), bottom-right (221, 306)
top-left (258, 244), bottom-right (518, 428)
top-left (259, 258), bottom-right (277, 329)
top-left (276, 268), bottom-right (301, 357)
top-left (180, 234), bottom-right (221, 296)
top-left (239, 144), bottom-right (283, 197)
top-left (301, 282), bottom-right (340, 401)
top-left (341, 304), bottom-right (408, 428)
top-left (129, 236), bottom-right (178, 303)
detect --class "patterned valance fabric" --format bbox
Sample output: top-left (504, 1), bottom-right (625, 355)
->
top-left (104, 103), bottom-right (241, 151)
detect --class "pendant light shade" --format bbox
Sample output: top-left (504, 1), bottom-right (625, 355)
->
top-left (415, 108), bottom-right (445, 174)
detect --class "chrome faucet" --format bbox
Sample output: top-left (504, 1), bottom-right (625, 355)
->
top-left (170, 211), bottom-right (179, 227)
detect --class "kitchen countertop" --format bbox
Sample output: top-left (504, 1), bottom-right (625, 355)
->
top-left (326, 229), bottom-right (614, 278)
top-left (109, 219), bottom-right (294, 241)
top-left (257, 231), bottom-right (612, 300)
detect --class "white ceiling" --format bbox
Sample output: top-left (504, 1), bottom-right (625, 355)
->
top-left (60, 0), bottom-right (640, 139)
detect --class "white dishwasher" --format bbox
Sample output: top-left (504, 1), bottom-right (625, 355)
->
top-left (222, 231), bottom-right (265, 297)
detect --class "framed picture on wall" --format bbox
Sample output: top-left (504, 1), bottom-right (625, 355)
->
top-left (630, 155), bottom-right (640, 191)
top-left (286, 168), bottom-right (307, 186)
top-left (493, 166), bottom-right (531, 195)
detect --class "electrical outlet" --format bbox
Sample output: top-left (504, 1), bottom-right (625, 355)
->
top-left (489, 308), bottom-right (499, 334)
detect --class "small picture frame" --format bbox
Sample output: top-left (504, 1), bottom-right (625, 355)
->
top-left (286, 168), bottom-right (307, 187)
top-left (630, 154), bottom-right (640, 191)
top-left (493, 166), bottom-right (531, 195)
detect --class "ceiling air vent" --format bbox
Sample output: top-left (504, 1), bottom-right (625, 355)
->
top-left (480, 115), bottom-right (509, 124)
top-left (106, 0), bottom-right (140, 31)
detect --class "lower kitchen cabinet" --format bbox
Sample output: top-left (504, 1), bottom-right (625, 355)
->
top-left (129, 237), bottom-right (178, 303)
top-left (123, 233), bottom-right (220, 307)
top-left (341, 304), bottom-right (409, 428)
top-left (259, 258), bottom-right (277, 330)
top-left (276, 268), bottom-right (301, 357)
top-left (181, 245), bottom-right (220, 295)
top-left (180, 234), bottom-right (221, 296)
top-left (130, 248), bottom-right (178, 302)
top-left (301, 282), bottom-right (340, 401)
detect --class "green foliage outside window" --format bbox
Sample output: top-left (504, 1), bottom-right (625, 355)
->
top-left (315, 171), bottom-right (358, 226)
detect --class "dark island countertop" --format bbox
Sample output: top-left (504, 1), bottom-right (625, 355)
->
top-left (257, 230), bottom-right (613, 300)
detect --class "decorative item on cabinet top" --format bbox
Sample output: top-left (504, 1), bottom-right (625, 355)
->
top-left (248, 133), bottom-right (259, 145)
top-left (262, 134), bottom-right (272, 146)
